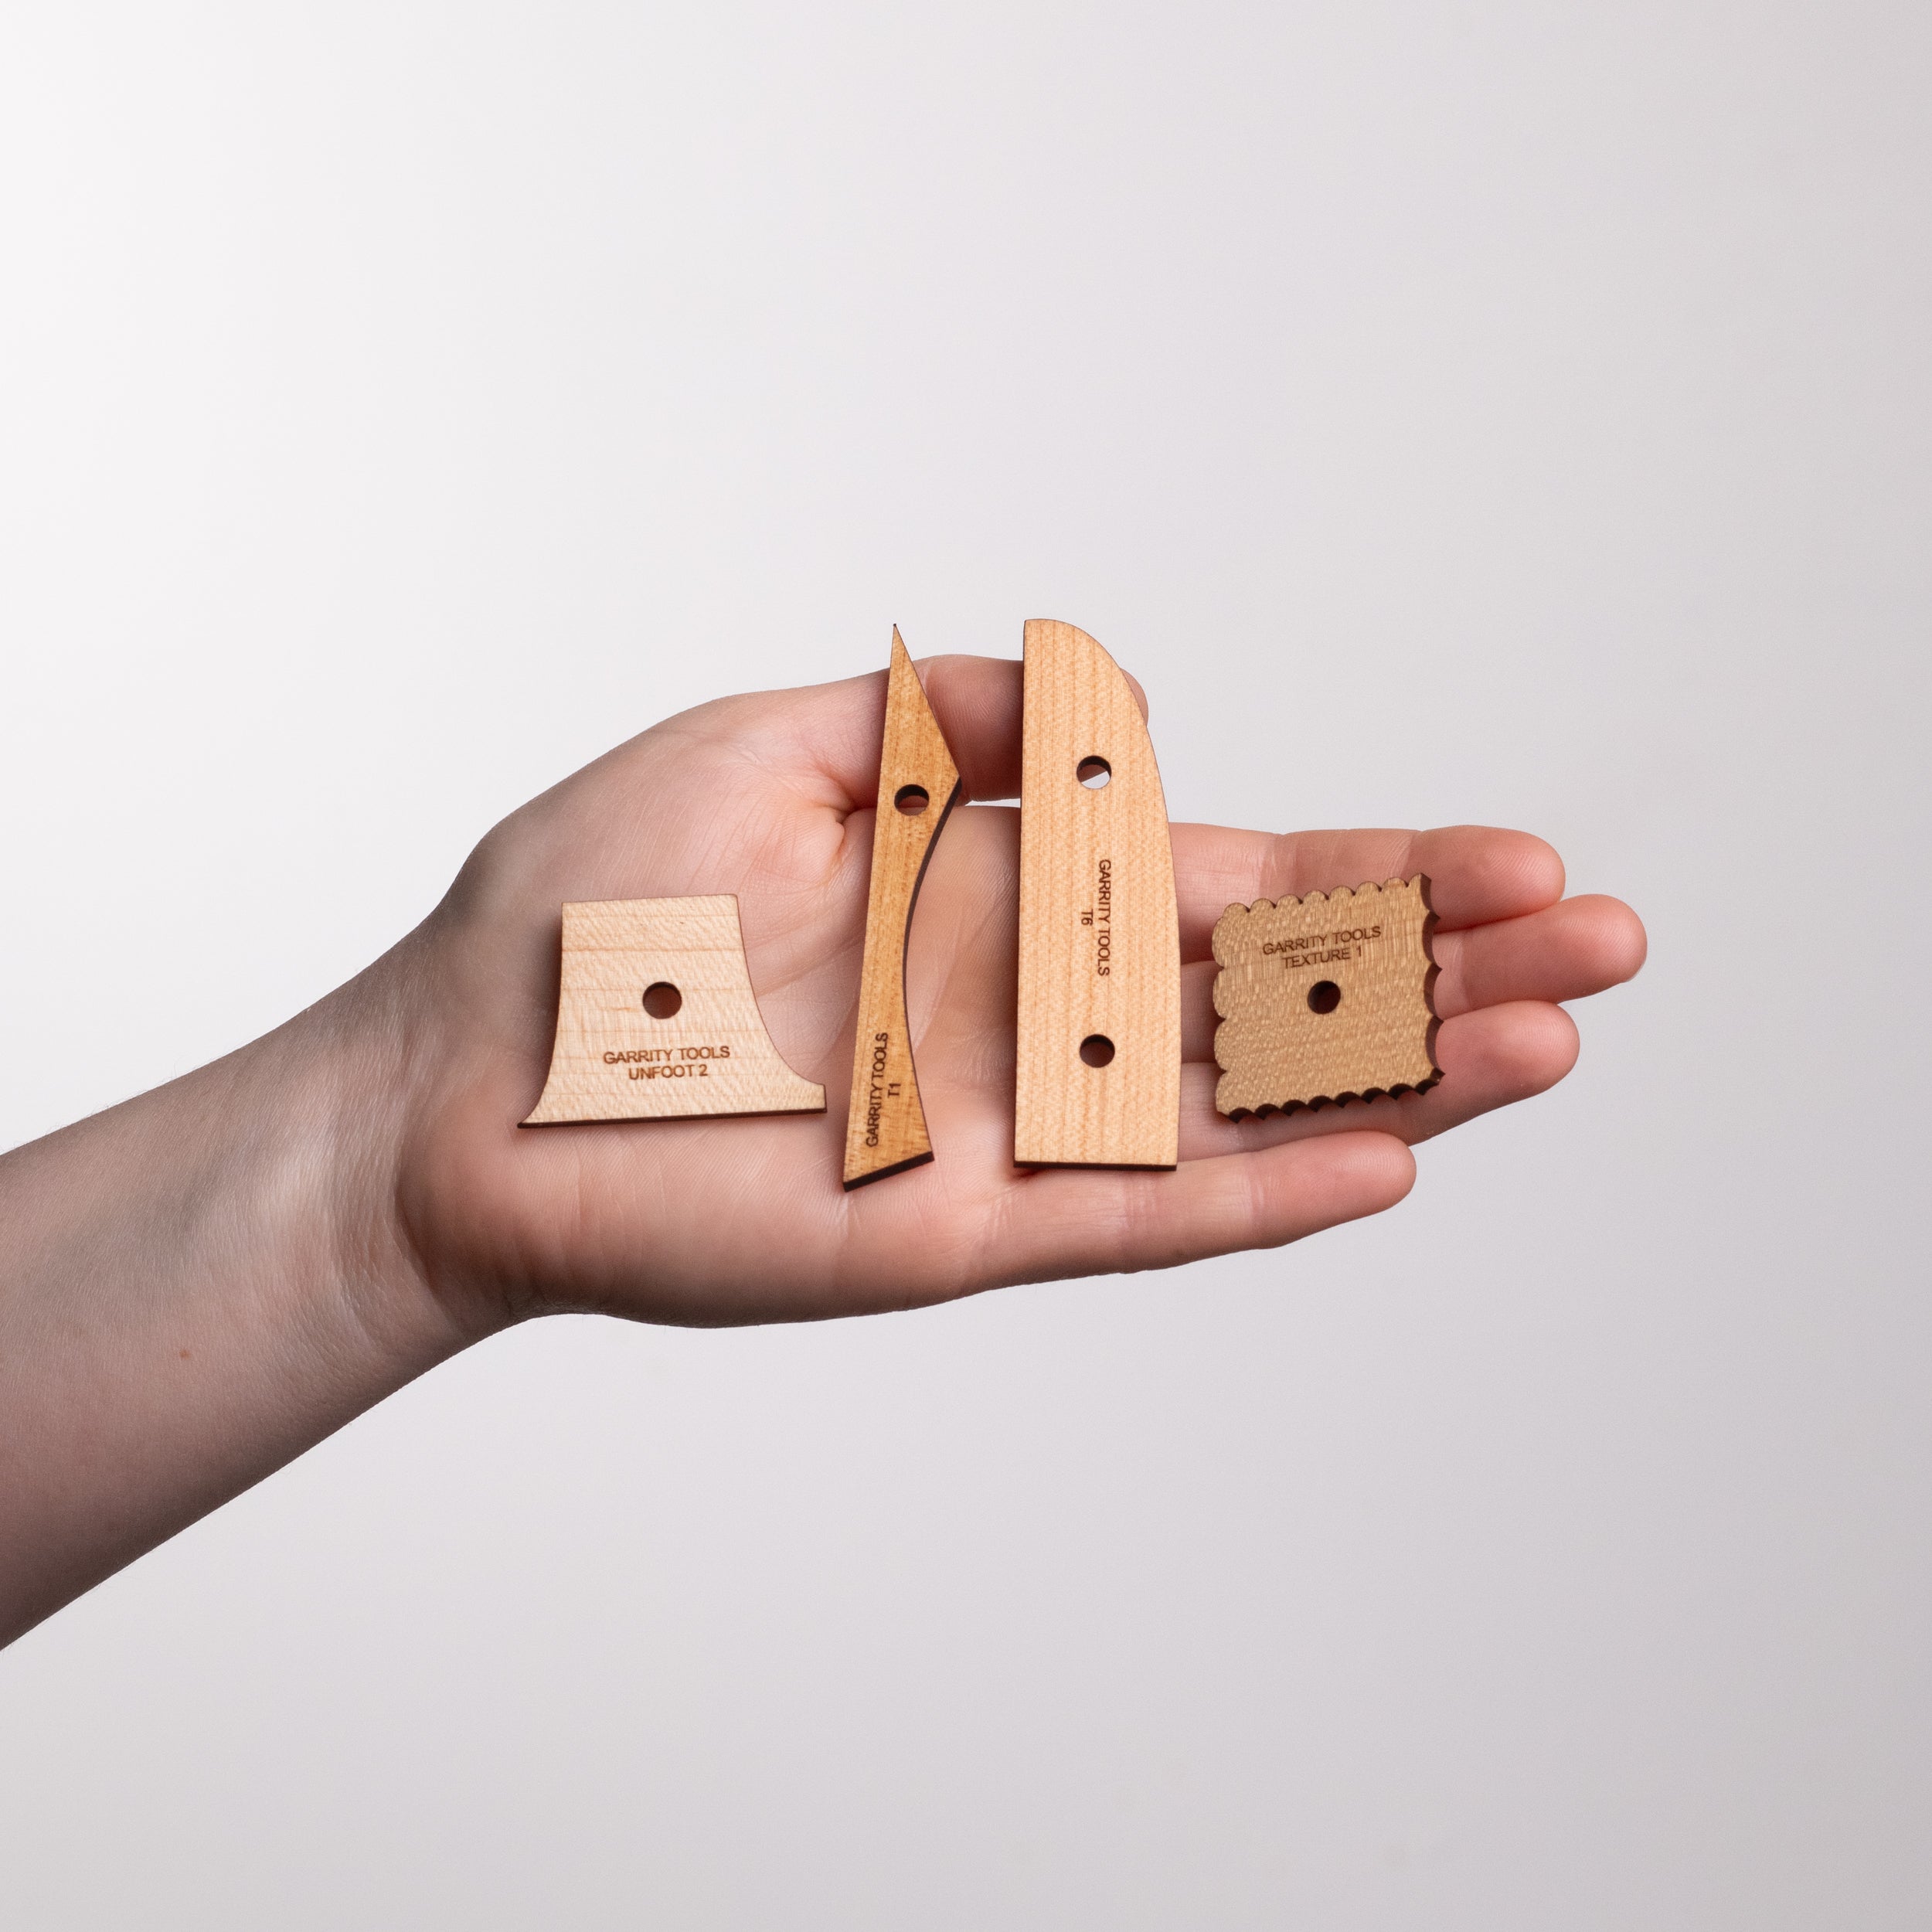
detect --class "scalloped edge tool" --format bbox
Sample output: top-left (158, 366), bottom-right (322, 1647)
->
top-left (1212, 876), bottom-right (1440, 1117)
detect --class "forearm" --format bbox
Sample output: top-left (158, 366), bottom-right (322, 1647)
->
top-left (0, 969), bottom-right (474, 1646)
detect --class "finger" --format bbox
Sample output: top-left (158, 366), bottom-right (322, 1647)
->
top-left (971, 1130), bottom-right (1415, 1287)
top-left (1432, 895), bottom-right (1647, 1019)
top-left (1178, 999), bottom-right (1580, 1157)
top-left (658, 653), bottom-right (1033, 817)
top-left (1172, 823), bottom-right (1566, 961)
top-left (917, 655), bottom-right (1023, 801)
top-left (918, 652), bottom-right (1149, 804)
top-left (1177, 893), bottom-right (1648, 1056)
top-left (1181, 958), bottom-right (1220, 1060)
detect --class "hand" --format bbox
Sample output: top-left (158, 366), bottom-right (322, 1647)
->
top-left (387, 655), bottom-right (1646, 1330)
top-left (0, 649), bottom-right (1645, 1641)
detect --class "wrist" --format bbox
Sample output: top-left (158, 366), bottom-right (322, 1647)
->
top-left (265, 937), bottom-right (505, 1364)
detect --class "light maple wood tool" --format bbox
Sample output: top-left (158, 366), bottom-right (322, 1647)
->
top-left (1212, 877), bottom-right (1440, 1117)
top-left (842, 629), bottom-right (963, 1189)
top-left (1014, 619), bottom-right (1181, 1169)
top-left (522, 895), bottom-right (825, 1124)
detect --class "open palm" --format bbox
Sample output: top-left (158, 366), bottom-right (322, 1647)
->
top-left (391, 654), bottom-right (1644, 1328)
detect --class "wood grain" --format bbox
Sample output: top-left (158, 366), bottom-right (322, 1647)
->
top-left (842, 629), bottom-right (963, 1189)
top-left (1212, 877), bottom-right (1440, 1117)
top-left (1014, 619), bottom-right (1181, 1169)
top-left (522, 895), bottom-right (825, 1124)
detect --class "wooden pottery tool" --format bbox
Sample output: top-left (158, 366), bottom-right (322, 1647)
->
top-left (522, 894), bottom-right (825, 1124)
top-left (842, 629), bottom-right (963, 1189)
top-left (1014, 619), bottom-right (1181, 1169)
top-left (1211, 877), bottom-right (1440, 1117)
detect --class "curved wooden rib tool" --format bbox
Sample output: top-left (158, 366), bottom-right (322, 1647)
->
top-left (842, 629), bottom-right (963, 1189)
top-left (1014, 619), bottom-right (1180, 1168)
top-left (522, 894), bottom-right (825, 1124)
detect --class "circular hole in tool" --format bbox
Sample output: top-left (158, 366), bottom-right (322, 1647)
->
top-left (894, 783), bottom-right (930, 815)
top-left (1077, 757), bottom-right (1111, 788)
top-left (1079, 1033), bottom-right (1116, 1067)
top-left (1307, 979), bottom-right (1342, 1015)
top-left (642, 981), bottom-right (683, 1019)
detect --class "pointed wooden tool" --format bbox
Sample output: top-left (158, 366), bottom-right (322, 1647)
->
top-left (1014, 619), bottom-right (1180, 1169)
top-left (522, 895), bottom-right (825, 1124)
top-left (842, 629), bottom-right (964, 1189)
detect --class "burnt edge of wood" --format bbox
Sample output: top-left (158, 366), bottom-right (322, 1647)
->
top-left (842, 1148), bottom-right (937, 1189)
top-left (520, 1100), bottom-right (828, 1128)
top-left (1215, 1077), bottom-right (1440, 1124)
top-left (1012, 1160), bottom-right (1180, 1173)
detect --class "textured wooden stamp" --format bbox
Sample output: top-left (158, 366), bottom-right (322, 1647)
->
top-left (1014, 619), bottom-right (1181, 1169)
top-left (842, 629), bottom-right (963, 1189)
top-left (522, 895), bottom-right (825, 1124)
top-left (1212, 877), bottom-right (1440, 1117)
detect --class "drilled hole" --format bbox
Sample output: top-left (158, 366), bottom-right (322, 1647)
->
top-left (1307, 980), bottom-right (1341, 1015)
top-left (642, 981), bottom-right (683, 1019)
top-left (1079, 1034), bottom-right (1115, 1067)
top-left (894, 783), bottom-right (930, 815)
top-left (1077, 757), bottom-right (1111, 788)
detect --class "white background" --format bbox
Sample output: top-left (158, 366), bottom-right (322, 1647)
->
top-left (2, 2), bottom-right (1928, 1924)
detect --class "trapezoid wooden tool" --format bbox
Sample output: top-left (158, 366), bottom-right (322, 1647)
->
top-left (522, 894), bottom-right (825, 1124)
top-left (1014, 618), bottom-right (1181, 1169)
top-left (842, 628), bottom-right (964, 1189)
top-left (1212, 877), bottom-right (1440, 1117)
